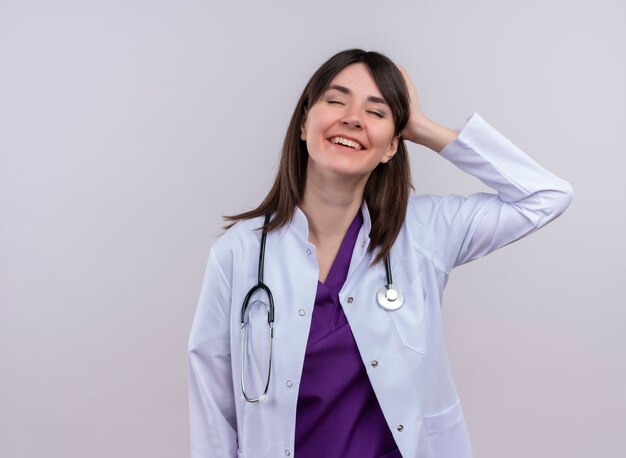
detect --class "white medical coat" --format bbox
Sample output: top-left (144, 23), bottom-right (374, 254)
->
top-left (188, 112), bottom-right (573, 458)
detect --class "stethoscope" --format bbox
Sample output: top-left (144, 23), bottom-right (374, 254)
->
top-left (240, 214), bottom-right (404, 403)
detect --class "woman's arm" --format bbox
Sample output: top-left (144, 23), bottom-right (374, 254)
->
top-left (188, 248), bottom-right (238, 458)
top-left (397, 65), bottom-right (573, 272)
top-left (407, 112), bottom-right (574, 273)
top-left (408, 115), bottom-right (461, 153)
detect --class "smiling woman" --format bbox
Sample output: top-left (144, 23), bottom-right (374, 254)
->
top-left (300, 64), bottom-right (399, 189)
top-left (223, 51), bottom-right (413, 268)
top-left (188, 49), bottom-right (573, 458)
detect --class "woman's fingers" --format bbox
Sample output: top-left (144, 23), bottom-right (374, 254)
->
top-left (396, 64), bottom-right (427, 144)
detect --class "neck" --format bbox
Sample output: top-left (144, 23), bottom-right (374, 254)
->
top-left (299, 167), bottom-right (367, 243)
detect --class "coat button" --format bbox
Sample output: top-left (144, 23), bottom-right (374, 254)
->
top-left (298, 309), bottom-right (306, 316)
top-left (347, 297), bottom-right (354, 303)
top-left (305, 249), bottom-right (312, 255)
top-left (397, 425), bottom-right (404, 432)
top-left (284, 450), bottom-right (291, 456)
top-left (370, 360), bottom-right (379, 367)
top-left (286, 380), bottom-right (293, 388)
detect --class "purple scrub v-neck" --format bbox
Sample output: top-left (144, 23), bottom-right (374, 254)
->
top-left (294, 210), bottom-right (400, 458)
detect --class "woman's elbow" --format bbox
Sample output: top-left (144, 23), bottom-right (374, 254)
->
top-left (545, 179), bottom-right (574, 219)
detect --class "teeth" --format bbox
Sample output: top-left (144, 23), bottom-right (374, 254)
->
top-left (330, 137), bottom-right (363, 150)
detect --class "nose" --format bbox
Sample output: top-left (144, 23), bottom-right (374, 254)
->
top-left (340, 111), bottom-right (363, 129)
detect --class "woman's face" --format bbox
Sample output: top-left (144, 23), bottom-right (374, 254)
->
top-left (300, 63), bottom-right (399, 182)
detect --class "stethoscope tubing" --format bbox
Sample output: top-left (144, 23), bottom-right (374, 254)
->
top-left (240, 214), bottom-right (274, 403)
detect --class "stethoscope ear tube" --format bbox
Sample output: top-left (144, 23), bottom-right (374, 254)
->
top-left (240, 318), bottom-right (273, 403)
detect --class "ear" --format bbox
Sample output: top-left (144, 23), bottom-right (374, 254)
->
top-left (380, 134), bottom-right (400, 164)
top-left (300, 109), bottom-right (308, 141)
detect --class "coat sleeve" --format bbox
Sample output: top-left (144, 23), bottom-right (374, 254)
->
top-left (409, 112), bottom-right (574, 274)
top-left (188, 247), bottom-right (238, 458)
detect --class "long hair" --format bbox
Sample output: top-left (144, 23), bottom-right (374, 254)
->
top-left (224, 49), bottom-right (412, 266)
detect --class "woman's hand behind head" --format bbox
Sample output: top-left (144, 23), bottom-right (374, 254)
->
top-left (396, 65), bottom-right (428, 144)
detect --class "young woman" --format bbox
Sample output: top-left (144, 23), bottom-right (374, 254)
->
top-left (188, 49), bottom-right (573, 458)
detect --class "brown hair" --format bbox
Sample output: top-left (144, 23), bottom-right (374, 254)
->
top-left (224, 48), bottom-right (412, 266)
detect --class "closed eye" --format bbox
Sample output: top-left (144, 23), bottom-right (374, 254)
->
top-left (326, 98), bottom-right (385, 118)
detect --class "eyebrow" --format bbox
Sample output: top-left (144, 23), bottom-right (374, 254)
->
top-left (326, 84), bottom-right (388, 105)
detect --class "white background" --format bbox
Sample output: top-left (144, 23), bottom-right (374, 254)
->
top-left (1, 0), bottom-right (624, 456)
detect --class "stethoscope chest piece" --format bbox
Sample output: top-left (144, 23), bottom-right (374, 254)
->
top-left (377, 254), bottom-right (404, 311)
top-left (377, 285), bottom-right (404, 311)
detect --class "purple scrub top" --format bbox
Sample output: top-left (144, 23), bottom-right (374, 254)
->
top-left (294, 210), bottom-right (401, 458)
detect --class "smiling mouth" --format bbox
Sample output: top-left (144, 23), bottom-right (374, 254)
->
top-left (329, 136), bottom-right (364, 151)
